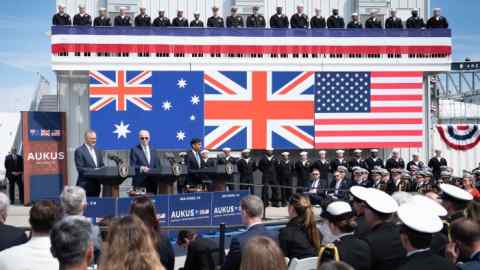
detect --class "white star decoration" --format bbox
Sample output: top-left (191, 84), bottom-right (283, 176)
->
top-left (177, 78), bottom-right (187, 88)
top-left (190, 115), bottom-right (196, 121)
top-left (113, 121), bottom-right (131, 139)
top-left (162, 101), bottom-right (172, 111)
top-left (176, 130), bottom-right (186, 141)
top-left (190, 95), bottom-right (200, 105)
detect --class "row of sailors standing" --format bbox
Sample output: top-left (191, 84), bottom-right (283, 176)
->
top-left (53, 4), bottom-right (449, 29)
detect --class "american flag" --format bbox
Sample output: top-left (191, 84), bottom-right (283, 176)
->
top-left (315, 71), bottom-right (424, 149)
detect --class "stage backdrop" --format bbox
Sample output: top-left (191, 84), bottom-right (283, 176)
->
top-left (21, 112), bottom-right (67, 204)
top-left (90, 70), bottom-right (425, 150)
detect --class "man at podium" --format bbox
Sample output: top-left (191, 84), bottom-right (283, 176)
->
top-left (129, 130), bottom-right (161, 194)
top-left (74, 130), bottom-right (104, 197)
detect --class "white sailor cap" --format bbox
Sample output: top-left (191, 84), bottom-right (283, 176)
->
top-left (411, 195), bottom-right (447, 217)
top-left (318, 150), bottom-right (326, 154)
top-left (139, 6), bottom-right (146, 10)
top-left (99, 7), bottom-right (107, 11)
top-left (58, 4), bottom-right (66, 8)
top-left (336, 149), bottom-right (345, 154)
top-left (212, 6), bottom-right (219, 10)
top-left (353, 149), bottom-right (362, 153)
top-left (370, 149), bottom-right (379, 153)
top-left (194, 11), bottom-right (200, 15)
top-left (159, 9), bottom-right (165, 13)
top-left (297, 4), bottom-right (304, 8)
top-left (178, 9), bottom-right (184, 13)
top-left (178, 152), bottom-right (187, 156)
top-left (365, 188), bottom-right (398, 214)
top-left (266, 147), bottom-right (274, 151)
top-left (222, 147), bottom-right (231, 152)
top-left (397, 203), bottom-right (443, 233)
top-left (242, 149), bottom-right (251, 153)
top-left (326, 201), bottom-right (352, 216)
top-left (412, 8), bottom-right (419, 12)
top-left (350, 186), bottom-right (370, 201)
top-left (434, 149), bottom-right (442, 153)
top-left (78, 4), bottom-right (86, 8)
top-left (200, 149), bottom-right (209, 154)
top-left (352, 12), bottom-right (359, 16)
top-left (119, 6), bottom-right (127, 11)
top-left (433, 7), bottom-right (441, 12)
top-left (439, 183), bottom-right (473, 202)
top-left (300, 151), bottom-right (308, 156)
top-left (392, 148), bottom-right (400, 154)
top-left (281, 152), bottom-right (290, 156)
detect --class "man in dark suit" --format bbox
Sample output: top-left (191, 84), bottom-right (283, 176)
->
top-left (447, 218), bottom-right (480, 270)
top-left (74, 130), bottom-right (105, 197)
top-left (329, 167), bottom-right (350, 200)
top-left (428, 149), bottom-right (448, 181)
top-left (258, 149), bottom-right (280, 207)
top-left (52, 4), bottom-right (71, 25)
top-left (178, 230), bottom-right (224, 270)
top-left (4, 148), bottom-right (23, 204)
top-left (236, 149), bottom-right (256, 194)
top-left (135, 7), bottom-right (151, 26)
top-left (114, 7), bottom-right (132, 26)
top-left (246, 6), bottom-right (266, 28)
top-left (327, 9), bottom-right (345, 28)
top-left (304, 168), bottom-right (328, 205)
top-left (365, 149), bottom-right (384, 171)
top-left (290, 5), bottom-right (309, 28)
top-left (207, 6), bottom-right (224, 27)
top-left (269, 6), bottom-right (289, 28)
top-left (295, 151), bottom-right (312, 192)
top-left (185, 138), bottom-right (203, 187)
top-left (73, 5), bottom-right (92, 26)
top-left (94, 8), bottom-right (111, 27)
top-left (129, 130), bottom-right (161, 194)
top-left (222, 195), bottom-right (277, 270)
top-left (0, 193), bottom-right (27, 251)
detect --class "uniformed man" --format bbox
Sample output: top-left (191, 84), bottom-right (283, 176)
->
top-left (397, 203), bottom-right (456, 270)
top-left (361, 168), bottom-right (373, 187)
top-left (351, 186), bottom-right (371, 237)
top-left (236, 149), bottom-right (257, 195)
top-left (327, 8), bottom-right (345, 29)
top-left (385, 9), bottom-right (403, 29)
top-left (427, 8), bottom-right (449, 29)
top-left (351, 167), bottom-right (365, 186)
top-left (135, 7), bottom-right (151, 27)
top-left (246, 6), bottom-right (266, 28)
top-left (153, 10), bottom-right (170, 27)
top-left (52, 4), bottom-right (71, 26)
top-left (406, 153), bottom-right (425, 172)
top-left (295, 151), bottom-right (312, 192)
top-left (348, 149), bottom-right (366, 171)
top-left (312, 150), bottom-right (331, 182)
top-left (362, 189), bottom-right (406, 270)
top-left (276, 152), bottom-right (295, 206)
top-left (217, 147), bottom-right (238, 191)
top-left (226, 7), bottom-right (244, 28)
top-left (310, 8), bottom-right (326, 29)
top-left (439, 183), bottom-right (473, 223)
top-left (347, 13), bottom-right (362, 29)
top-left (207, 6), bottom-right (224, 27)
top-left (330, 149), bottom-right (348, 173)
top-left (259, 148), bottom-right (280, 207)
top-left (190, 11), bottom-right (204, 27)
top-left (73, 5), bottom-right (92, 26)
top-left (94, 7), bottom-right (111, 27)
top-left (439, 170), bottom-right (452, 184)
top-left (365, 10), bottom-right (382, 28)
top-left (269, 6), bottom-right (289, 28)
top-left (371, 168), bottom-right (384, 190)
top-left (172, 9), bottom-right (188, 27)
top-left (386, 149), bottom-right (406, 172)
top-left (290, 5), bottom-right (309, 28)
top-left (114, 7), bottom-right (132, 26)
top-left (388, 168), bottom-right (403, 193)
top-left (365, 149), bottom-right (384, 172)
top-left (428, 149), bottom-right (448, 180)
top-left (379, 169), bottom-right (391, 192)
top-left (406, 9), bottom-right (425, 29)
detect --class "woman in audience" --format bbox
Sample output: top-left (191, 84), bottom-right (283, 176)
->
top-left (240, 236), bottom-right (287, 270)
top-left (129, 196), bottom-right (175, 270)
top-left (99, 215), bottom-right (164, 270)
top-left (462, 173), bottom-right (480, 199)
top-left (279, 193), bottom-right (322, 259)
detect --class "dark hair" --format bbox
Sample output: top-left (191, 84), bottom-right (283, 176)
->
top-left (318, 261), bottom-right (354, 270)
top-left (29, 200), bottom-right (61, 233)
top-left (190, 138), bottom-right (201, 145)
top-left (366, 204), bottom-right (392, 221)
top-left (327, 212), bottom-right (357, 233)
top-left (400, 225), bottom-right (432, 249)
top-left (289, 194), bottom-right (322, 252)
top-left (442, 195), bottom-right (470, 212)
top-left (97, 216), bottom-right (117, 241)
top-left (129, 196), bottom-right (160, 243)
top-left (451, 218), bottom-right (480, 246)
top-left (177, 230), bottom-right (195, 245)
top-left (240, 236), bottom-right (287, 270)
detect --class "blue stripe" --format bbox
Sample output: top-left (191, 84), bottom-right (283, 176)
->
top-left (447, 125), bottom-right (478, 141)
top-left (51, 26), bottom-right (451, 38)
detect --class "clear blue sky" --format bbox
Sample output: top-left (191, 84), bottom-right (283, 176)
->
top-left (0, 0), bottom-right (478, 111)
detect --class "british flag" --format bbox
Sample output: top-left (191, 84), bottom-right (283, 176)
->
top-left (89, 70), bottom-right (153, 111)
top-left (204, 71), bottom-right (314, 150)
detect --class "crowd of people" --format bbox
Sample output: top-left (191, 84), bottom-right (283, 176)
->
top-left (53, 4), bottom-right (449, 30)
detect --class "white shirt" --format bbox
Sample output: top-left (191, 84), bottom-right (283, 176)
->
top-left (0, 236), bottom-right (59, 270)
top-left (85, 144), bottom-right (98, 167)
top-left (143, 145), bottom-right (151, 164)
top-left (406, 248), bottom-right (430, 257)
top-left (309, 179), bottom-right (320, 193)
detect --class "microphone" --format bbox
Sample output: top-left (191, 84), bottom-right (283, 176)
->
top-left (107, 154), bottom-right (123, 165)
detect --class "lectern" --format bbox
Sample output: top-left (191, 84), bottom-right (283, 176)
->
top-left (145, 163), bottom-right (188, 194)
top-left (190, 164), bottom-right (238, 192)
top-left (83, 166), bottom-right (133, 197)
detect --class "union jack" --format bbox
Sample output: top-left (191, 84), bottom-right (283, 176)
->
top-left (89, 70), bottom-right (153, 111)
top-left (204, 71), bottom-right (314, 150)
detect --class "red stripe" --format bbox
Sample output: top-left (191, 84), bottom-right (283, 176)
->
top-left (315, 130), bottom-right (422, 137)
top-left (370, 83), bottom-right (423, 89)
top-left (371, 71), bottom-right (423, 77)
top-left (206, 126), bottom-right (241, 149)
top-left (204, 74), bottom-right (236, 95)
top-left (370, 95), bottom-right (423, 101)
top-left (282, 125), bottom-right (314, 146)
top-left (52, 44), bottom-right (452, 55)
top-left (370, 107), bottom-right (423, 113)
top-left (128, 71), bottom-right (150, 84)
top-left (89, 72), bottom-right (111, 85)
top-left (315, 118), bottom-right (422, 125)
top-left (456, 125), bottom-right (470, 131)
top-left (130, 97), bottom-right (152, 110)
top-left (277, 72), bottom-right (314, 95)
top-left (315, 142), bottom-right (423, 149)
top-left (90, 97), bottom-right (114, 111)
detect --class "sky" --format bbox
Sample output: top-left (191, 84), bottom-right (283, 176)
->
top-left (0, 0), bottom-right (478, 112)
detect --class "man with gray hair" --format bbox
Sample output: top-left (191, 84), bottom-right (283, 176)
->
top-left (222, 195), bottom-right (277, 270)
top-left (129, 130), bottom-right (161, 194)
top-left (0, 193), bottom-right (27, 251)
top-left (74, 130), bottom-right (105, 197)
top-left (50, 216), bottom-right (94, 270)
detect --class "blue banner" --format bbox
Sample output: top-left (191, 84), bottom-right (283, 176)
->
top-left (85, 197), bottom-right (116, 224)
top-left (212, 191), bottom-right (248, 225)
top-left (117, 196), bottom-right (169, 226)
top-left (168, 193), bottom-right (211, 226)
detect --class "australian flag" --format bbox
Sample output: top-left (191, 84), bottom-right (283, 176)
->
top-left (89, 70), bottom-right (204, 149)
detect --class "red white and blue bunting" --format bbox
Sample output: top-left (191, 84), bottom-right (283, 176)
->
top-left (437, 124), bottom-right (480, 151)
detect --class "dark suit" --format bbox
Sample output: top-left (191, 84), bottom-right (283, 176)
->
top-left (135, 14), bottom-right (151, 26)
top-left (52, 13), bottom-right (71, 25)
top-left (93, 16), bottom-right (111, 26)
top-left (398, 250), bottom-right (455, 270)
top-left (156, 233), bottom-right (175, 270)
top-left (304, 178), bottom-right (329, 205)
top-left (185, 150), bottom-right (202, 186)
top-left (221, 224), bottom-right (277, 270)
top-left (385, 158), bottom-right (405, 172)
top-left (0, 224), bottom-right (28, 252)
top-left (269, 14), bottom-right (289, 28)
top-left (334, 234), bottom-right (372, 270)
top-left (327, 16), bottom-right (345, 28)
top-left (183, 236), bottom-right (223, 270)
top-left (74, 144), bottom-right (105, 197)
top-left (279, 218), bottom-right (318, 259)
top-left (4, 154), bottom-right (24, 203)
top-left (276, 159), bottom-right (295, 203)
top-left (362, 222), bottom-right (406, 270)
top-left (329, 179), bottom-right (350, 200)
top-left (129, 144), bottom-right (161, 193)
top-left (428, 157), bottom-right (448, 180)
top-left (114, 15), bottom-right (132, 26)
top-left (290, 13), bottom-right (309, 28)
top-left (258, 156), bottom-right (280, 204)
top-left (312, 159), bottom-right (330, 180)
top-left (295, 160), bottom-right (312, 191)
top-left (459, 252), bottom-right (480, 270)
top-left (73, 13), bottom-right (92, 26)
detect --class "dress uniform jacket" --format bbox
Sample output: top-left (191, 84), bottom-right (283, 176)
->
top-left (226, 15), bottom-right (244, 28)
top-left (172, 17), bottom-right (188, 27)
top-left (310, 16), bottom-right (326, 28)
top-left (73, 13), bottom-right (92, 26)
top-left (279, 217), bottom-right (318, 259)
top-left (135, 14), bottom-right (151, 26)
top-left (365, 157), bottom-right (384, 171)
top-left (259, 155), bottom-right (280, 203)
top-left (290, 13), bottom-right (309, 28)
top-left (52, 12), bottom-right (71, 25)
top-left (295, 159), bottom-right (313, 189)
top-left (190, 19), bottom-right (204, 27)
top-left (153, 16), bottom-right (170, 27)
top-left (276, 159), bottom-right (295, 201)
top-left (94, 16), bottom-right (111, 26)
top-left (236, 158), bottom-right (256, 183)
top-left (385, 17), bottom-right (403, 28)
top-left (354, 215), bottom-right (370, 238)
top-left (406, 160), bottom-right (425, 171)
top-left (207, 16), bottom-right (224, 27)
top-left (330, 158), bottom-right (348, 173)
top-left (406, 16), bottom-right (425, 28)
top-left (385, 158), bottom-right (406, 171)
top-left (312, 159), bottom-right (331, 180)
top-left (427, 16), bottom-right (449, 28)
top-left (397, 250), bottom-right (456, 270)
top-left (365, 17), bottom-right (382, 28)
top-left (269, 14), bottom-right (289, 28)
top-left (348, 159), bottom-right (367, 171)
top-left (327, 15), bottom-right (345, 28)
top-left (362, 222), bottom-right (406, 270)
top-left (246, 14), bottom-right (266, 27)
top-left (347, 21), bottom-right (362, 29)
top-left (335, 234), bottom-right (372, 270)
top-left (114, 15), bottom-right (132, 26)
top-left (428, 157), bottom-right (448, 180)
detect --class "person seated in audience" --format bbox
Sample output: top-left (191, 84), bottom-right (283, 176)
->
top-left (53, 4), bottom-right (71, 25)
top-left (177, 230), bottom-right (224, 270)
top-left (50, 216), bottom-right (94, 270)
top-left (427, 8), bottom-right (449, 29)
top-left (318, 261), bottom-right (354, 270)
top-left (446, 218), bottom-right (480, 269)
top-left (328, 167), bottom-right (350, 200)
top-left (129, 196), bottom-right (175, 270)
top-left (0, 193), bottom-right (27, 252)
top-left (0, 200), bottom-right (62, 270)
top-left (99, 215), bottom-right (165, 270)
top-left (304, 168), bottom-right (328, 205)
top-left (279, 194), bottom-right (322, 259)
top-left (385, 9), bottom-right (403, 29)
top-left (406, 9), bottom-right (425, 29)
top-left (240, 236), bottom-right (287, 270)
top-left (463, 172), bottom-right (480, 199)
top-left (319, 201), bottom-right (371, 270)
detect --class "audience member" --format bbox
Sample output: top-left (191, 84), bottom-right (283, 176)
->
top-left (440, 183), bottom-right (473, 223)
top-left (0, 200), bottom-right (61, 270)
top-left (350, 186), bottom-right (370, 237)
top-left (318, 261), bottom-right (354, 270)
top-left (177, 230), bottom-right (223, 270)
top-left (447, 218), bottom-right (480, 269)
top-left (463, 173), bottom-right (480, 199)
top-left (466, 200), bottom-right (480, 223)
top-left (0, 192), bottom-right (27, 251)
top-left (240, 236), bottom-right (287, 270)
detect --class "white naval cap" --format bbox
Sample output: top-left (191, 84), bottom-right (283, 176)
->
top-left (178, 9), bottom-right (184, 12)
top-left (411, 195), bottom-right (447, 217)
top-left (392, 148), bottom-right (400, 154)
top-left (58, 4), bottom-right (66, 8)
top-left (78, 4), bottom-right (86, 8)
top-left (370, 149), bottom-right (379, 153)
top-left (352, 12), bottom-right (359, 16)
top-left (350, 186), bottom-right (370, 201)
top-left (326, 201), bottom-right (352, 216)
top-left (139, 6), bottom-right (146, 10)
top-left (200, 149), bottom-right (209, 154)
top-left (242, 149), bottom-right (251, 153)
top-left (439, 183), bottom-right (473, 201)
top-left (119, 6), bottom-right (127, 10)
top-left (336, 149), bottom-right (345, 154)
top-left (297, 4), bottom-right (304, 8)
top-left (222, 147), bottom-right (231, 152)
top-left (365, 188), bottom-right (398, 214)
top-left (300, 151), bottom-right (308, 156)
top-left (159, 9), bottom-right (165, 13)
top-left (318, 150), bottom-right (326, 154)
top-left (397, 203), bottom-right (443, 233)
top-left (99, 7), bottom-right (107, 11)
top-left (433, 7), bottom-right (441, 11)
top-left (281, 151), bottom-right (290, 156)
top-left (353, 149), bottom-right (362, 153)
top-left (266, 147), bottom-right (274, 151)
top-left (194, 11), bottom-right (200, 15)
